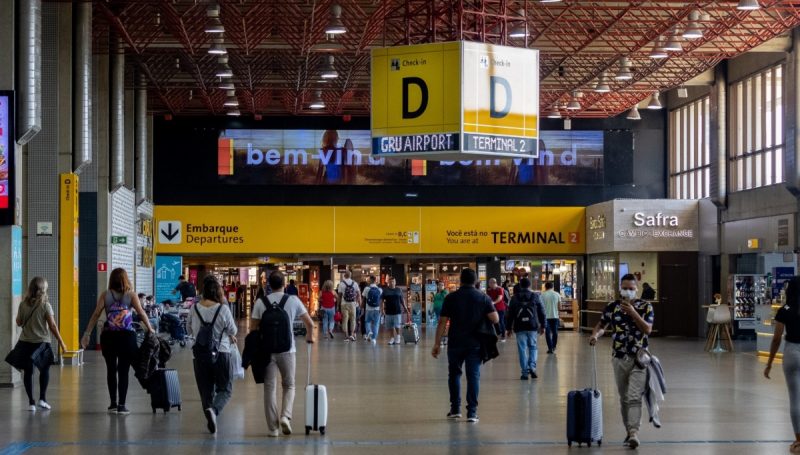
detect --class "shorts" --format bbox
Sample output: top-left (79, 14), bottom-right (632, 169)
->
top-left (384, 314), bottom-right (403, 329)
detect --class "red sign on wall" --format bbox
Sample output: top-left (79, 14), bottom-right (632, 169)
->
top-left (98, 262), bottom-right (107, 272)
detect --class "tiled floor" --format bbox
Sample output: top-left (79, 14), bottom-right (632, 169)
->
top-left (0, 327), bottom-right (795, 454)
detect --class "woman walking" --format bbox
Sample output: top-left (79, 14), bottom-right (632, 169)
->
top-left (765, 275), bottom-right (800, 453)
top-left (189, 275), bottom-right (237, 434)
top-left (320, 280), bottom-right (337, 339)
top-left (15, 277), bottom-right (67, 411)
top-left (81, 268), bottom-right (154, 415)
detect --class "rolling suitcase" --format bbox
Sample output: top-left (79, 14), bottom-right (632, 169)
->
top-left (149, 368), bottom-right (182, 413)
top-left (304, 343), bottom-right (328, 435)
top-left (402, 322), bottom-right (420, 344)
top-left (566, 346), bottom-right (603, 447)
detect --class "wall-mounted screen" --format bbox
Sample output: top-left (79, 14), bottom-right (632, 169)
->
top-left (0, 91), bottom-right (14, 225)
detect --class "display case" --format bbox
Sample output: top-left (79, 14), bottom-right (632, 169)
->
top-left (588, 255), bottom-right (617, 301)
top-left (559, 299), bottom-right (579, 331)
top-left (730, 274), bottom-right (768, 334)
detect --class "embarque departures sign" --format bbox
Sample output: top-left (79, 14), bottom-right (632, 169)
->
top-left (371, 41), bottom-right (539, 161)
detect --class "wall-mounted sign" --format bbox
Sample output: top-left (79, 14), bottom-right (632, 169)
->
top-left (98, 262), bottom-right (108, 272)
top-left (747, 238), bottom-right (761, 249)
top-left (59, 174), bottom-right (80, 352)
top-left (371, 42), bottom-right (538, 161)
top-left (36, 221), bottom-right (53, 236)
top-left (111, 235), bottom-right (128, 245)
top-left (0, 91), bottom-right (15, 225)
top-left (155, 255), bottom-right (182, 304)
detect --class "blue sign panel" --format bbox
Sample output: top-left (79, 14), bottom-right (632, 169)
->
top-left (11, 225), bottom-right (22, 297)
top-left (155, 255), bottom-right (182, 304)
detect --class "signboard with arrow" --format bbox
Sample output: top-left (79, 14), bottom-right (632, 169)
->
top-left (158, 221), bottom-right (181, 244)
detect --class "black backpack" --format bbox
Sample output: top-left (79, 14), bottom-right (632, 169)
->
top-left (259, 295), bottom-right (292, 354)
top-left (193, 304), bottom-right (224, 364)
top-left (514, 294), bottom-right (537, 332)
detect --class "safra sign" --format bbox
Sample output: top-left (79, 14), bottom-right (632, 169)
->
top-left (371, 41), bottom-right (539, 161)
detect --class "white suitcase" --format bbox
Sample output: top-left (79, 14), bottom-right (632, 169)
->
top-left (304, 343), bottom-right (328, 435)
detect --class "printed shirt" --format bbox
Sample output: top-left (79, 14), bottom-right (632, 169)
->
top-left (599, 299), bottom-right (655, 357)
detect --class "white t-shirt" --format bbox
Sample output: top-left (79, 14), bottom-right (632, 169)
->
top-left (189, 302), bottom-right (238, 354)
top-left (251, 292), bottom-right (307, 353)
top-left (362, 284), bottom-right (383, 310)
top-left (337, 279), bottom-right (359, 303)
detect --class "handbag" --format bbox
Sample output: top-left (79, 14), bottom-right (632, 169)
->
top-left (635, 347), bottom-right (652, 369)
top-left (5, 304), bottom-right (39, 371)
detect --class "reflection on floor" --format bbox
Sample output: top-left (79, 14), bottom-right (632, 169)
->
top-left (0, 328), bottom-right (794, 454)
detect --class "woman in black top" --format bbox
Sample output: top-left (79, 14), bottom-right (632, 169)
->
top-left (765, 276), bottom-right (800, 453)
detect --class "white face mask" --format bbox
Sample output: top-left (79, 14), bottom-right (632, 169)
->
top-left (620, 289), bottom-right (637, 300)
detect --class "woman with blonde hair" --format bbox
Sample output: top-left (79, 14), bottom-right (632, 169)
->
top-left (81, 268), bottom-right (153, 415)
top-left (15, 277), bottom-right (67, 411)
top-left (319, 280), bottom-right (337, 339)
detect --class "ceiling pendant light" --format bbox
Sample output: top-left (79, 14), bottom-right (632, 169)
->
top-left (682, 11), bottom-right (703, 39)
top-left (325, 4), bottom-right (347, 35)
top-left (215, 57), bottom-right (233, 78)
top-left (566, 91), bottom-right (582, 110)
top-left (309, 90), bottom-right (325, 109)
top-left (594, 72), bottom-right (611, 93)
top-left (546, 106), bottom-right (561, 119)
top-left (663, 33), bottom-right (682, 52)
top-left (649, 40), bottom-right (668, 59)
top-left (205, 17), bottom-right (225, 34)
top-left (627, 105), bottom-right (641, 121)
top-left (539, 0), bottom-right (562, 3)
top-left (647, 92), bottom-right (662, 110)
top-left (226, 109), bottom-right (241, 117)
top-left (615, 57), bottom-right (633, 81)
top-left (223, 90), bottom-right (239, 107)
top-left (218, 81), bottom-right (235, 90)
top-left (320, 55), bottom-right (338, 79)
top-left (509, 9), bottom-right (528, 38)
top-left (208, 38), bottom-right (227, 55)
top-left (737, 0), bottom-right (760, 10)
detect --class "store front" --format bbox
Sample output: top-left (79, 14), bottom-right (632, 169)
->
top-left (585, 199), bottom-right (711, 337)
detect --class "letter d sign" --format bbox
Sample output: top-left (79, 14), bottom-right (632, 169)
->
top-left (402, 77), bottom-right (429, 119)
top-left (490, 76), bottom-right (512, 119)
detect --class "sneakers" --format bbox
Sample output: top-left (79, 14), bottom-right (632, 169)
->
top-left (446, 411), bottom-right (462, 419)
top-left (27, 405), bottom-right (36, 412)
top-left (344, 337), bottom-right (351, 343)
top-left (371, 339), bottom-right (377, 346)
top-left (388, 338), bottom-right (397, 345)
top-left (626, 432), bottom-right (640, 449)
top-left (396, 335), bottom-right (403, 344)
top-left (107, 404), bottom-right (118, 414)
top-left (37, 400), bottom-right (51, 410)
top-left (328, 331), bottom-right (334, 339)
top-left (204, 408), bottom-right (217, 434)
top-left (116, 405), bottom-right (131, 415)
top-left (520, 374), bottom-right (529, 380)
top-left (467, 415), bottom-right (479, 423)
top-left (267, 429), bottom-right (280, 437)
top-left (350, 336), bottom-right (357, 342)
top-left (530, 371), bottom-right (538, 379)
top-left (546, 350), bottom-right (554, 354)
top-left (280, 416), bottom-right (292, 435)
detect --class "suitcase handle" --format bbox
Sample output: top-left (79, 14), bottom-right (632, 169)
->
top-left (307, 341), bottom-right (312, 386)
top-left (591, 344), bottom-right (597, 391)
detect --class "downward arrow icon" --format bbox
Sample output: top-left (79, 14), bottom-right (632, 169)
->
top-left (161, 223), bottom-right (179, 241)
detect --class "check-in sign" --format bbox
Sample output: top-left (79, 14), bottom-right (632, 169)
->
top-left (371, 41), bottom-right (539, 160)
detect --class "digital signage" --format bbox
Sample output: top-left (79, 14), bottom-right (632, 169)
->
top-left (217, 129), bottom-right (604, 186)
top-left (0, 91), bottom-right (14, 224)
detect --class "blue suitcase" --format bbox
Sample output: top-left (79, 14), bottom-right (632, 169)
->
top-left (566, 346), bottom-right (603, 447)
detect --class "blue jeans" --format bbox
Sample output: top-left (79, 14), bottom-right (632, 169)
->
top-left (496, 310), bottom-right (506, 337)
top-left (447, 346), bottom-right (481, 416)
top-left (516, 331), bottom-right (539, 375)
top-left (365, 310), bottom-right (381, 339)
top-left (545, 318), bottom-right (560, 351)
top-left (322, 308), bottom-right (336, 334)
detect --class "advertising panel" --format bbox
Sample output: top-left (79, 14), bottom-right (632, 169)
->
top-left (59, 174), bottom-right (80, 352)
top-left (0, 92), bottom-right (15, 223)
top-left (154, 205), bottom-right (586, 255)
top-left (218, 129), bottom-right (603, 186)
top-left (155, 255), bottom-right (183, 304)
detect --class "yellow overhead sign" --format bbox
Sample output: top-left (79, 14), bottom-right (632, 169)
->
top-left (154, 206), bottom-right (584, 255)
top-left (371, 41), bottom-right (539, 160)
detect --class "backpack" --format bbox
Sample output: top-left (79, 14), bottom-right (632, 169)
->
top-left (366, 286), bottom-right (382, 307)
top-left (105, 293), bottom-right (133, 331)
top-left (259, 295), bottom-right (292, 354)
top-left (192, 305), bottom-right (224, 364)
top-left (514, 294), bottom-right (537, 332)
top-left (343, 281), bottom-right (358, 302)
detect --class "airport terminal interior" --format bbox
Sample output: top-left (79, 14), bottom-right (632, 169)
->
top-left (4, 0), bottom-right (800, 453)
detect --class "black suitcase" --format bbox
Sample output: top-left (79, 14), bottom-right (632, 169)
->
top-left (149, 368), bottom-right (182, 413)
top-left (566, 346), bottom-right (603, 447)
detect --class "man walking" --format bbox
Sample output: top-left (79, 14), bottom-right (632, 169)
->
top-left (505, 278), bottom-right (546, 380)
top-left (251, 271), bottom-right (316, 437)
top-left (589, 273), bottom-right (654, 449)
top-left (432, 269), bottom-right (498, 423)
top-left (362, 275), bottom-right (383, 345)
top-left (487, 278), bottom-right (508, 342)
top-left (541, 282), bottom-right (561, 354)
top-left (381, 277), bottom-right (407, 345)
top-left (337, 271), bottom-right (361, 342)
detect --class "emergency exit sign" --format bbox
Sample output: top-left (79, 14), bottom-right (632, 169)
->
top-left (111, 236), bottom-right (127, 245)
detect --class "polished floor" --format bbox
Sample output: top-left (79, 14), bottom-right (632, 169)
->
top-left (0, 326), bottom-right (795, 454)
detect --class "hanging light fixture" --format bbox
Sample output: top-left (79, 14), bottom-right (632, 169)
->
top-left (737, 0), bottom-right (760, 10)
top-left (205, 17), bottom-right (225, 34)
top-left (546, 106), bottom-right (561, 119)
top-left (325, 4), bottom-right (347, 34)
top-left (594, 72), bottom-right (611, 93)
top-left (309, 90), bottom-right (326, 109)
top-left (509, 9), bottom-right (528, 38)
top-left (682, 11), bottom-right (703, 39)
top-left (647, 92), bottom-right (662, 110)
top-left (215, 57), bottom-right (233, 78)
top-left (567, 91), bottom-right (582, 110)
top-left (223, 90), bottom-right (239, 107)
top-left (539, 0), bottom-right (562, 3)
top-left (649, 39), bottom-right (668, 59)
top-left (615, 57), bottom-right (633, 81)
top-left (226, 109), bottom-right (241, 117)
top-left (663, 33), bottom-right (682, 52)
top-left (627, 105), bottom-right (641, 120)
top-left (320, 55), bottom-right (338, 79)
top-left (218, 81), bottom-right (235, 90)
top-left (208, 38), bottom-right (227, 55)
